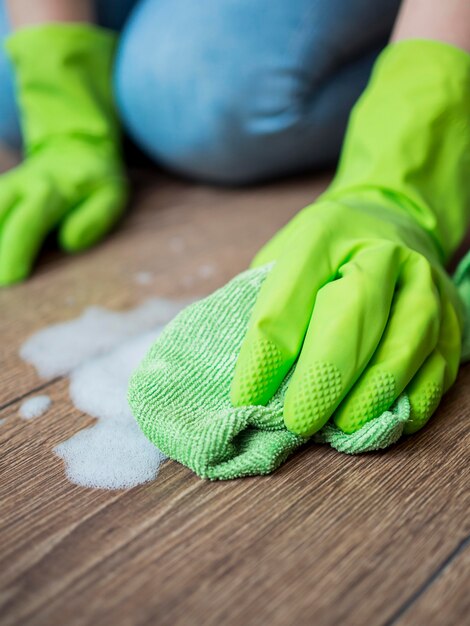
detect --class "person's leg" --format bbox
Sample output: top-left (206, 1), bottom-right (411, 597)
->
top-left (0, 2), bottom-right (21, 148)
top-left (115, 0), bottom-right (401, 184)
top-left (0, 0), bottom-right (137, 149)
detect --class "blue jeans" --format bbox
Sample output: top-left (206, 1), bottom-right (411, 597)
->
top-left (0, 0), bottom-right (400, 183)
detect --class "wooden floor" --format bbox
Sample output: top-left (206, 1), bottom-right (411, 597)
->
top-left (1, 167), bottom-right (469, 626)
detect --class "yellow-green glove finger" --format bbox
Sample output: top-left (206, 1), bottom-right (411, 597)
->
top-left (334, 251), bottom-right (440, 433)
top-left (231, 220), bottom-right (336, 407)
top-left (404, 297), bottom-right (461, 435)
top-left (0, 178), bottom-right (19, 227)
top-left (403, 351), bottom-right (446, 435)
top-left (283, 244), bottom-right (399, 437)
top-left (59, 182), bottom-right (128, 252)
top-left (0, 183), bottom-right (62, 285)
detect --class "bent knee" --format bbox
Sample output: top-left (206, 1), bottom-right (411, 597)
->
top-left (114, 0), bottom-right (349, 184)
top-left (115, 55), bottom-right (298, 183)
top-left (114, 5), bottom-right (325, 183)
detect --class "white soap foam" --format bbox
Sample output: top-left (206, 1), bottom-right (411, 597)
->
top-left (19, 395), bottom-right (51, 420)
top-left (68, 331), bottom-right (156, 423)
top-left (197, 264), bottom-right (216, 279)
top-left (21, 298), bottom-right (185, 378)
top-left (20, 298), bottom-right (188, 490)
top-left (134, 271), bottom-right (154, 286)
top-left (55, 421), bottom-right (166, 490)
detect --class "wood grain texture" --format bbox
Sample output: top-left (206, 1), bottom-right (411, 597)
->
top-left (394, 539), bottom-right (470, 626)
top-left (1, 171), bottom-right (469, 626)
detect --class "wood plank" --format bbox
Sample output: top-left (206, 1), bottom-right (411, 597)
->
top-left (1, 370), bottom-right (469, 625)
top-left (1, 172), bottom-right (469, 626)
top-left (393, 539), bottom-right (470, 626)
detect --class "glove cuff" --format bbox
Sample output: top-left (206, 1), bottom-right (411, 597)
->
top-left (325, 39), bottom-right (470, 262)
top-left (5, 24), bottom-right (119, 154)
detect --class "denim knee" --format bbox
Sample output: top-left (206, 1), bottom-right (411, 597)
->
top-left (115, 0), bottom-right (400, 184)
top-left (0, 1), bottom-right (21, 148)
top-left (115, 70), bottom-right (307, 185)
top-left (115, 28), bottom-right (281, 183)
top-left (115, 0), bottom-right (320, 184)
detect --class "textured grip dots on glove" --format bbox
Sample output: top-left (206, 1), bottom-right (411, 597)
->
top-left (285, 361), bottom-right (342, 437)
top-left (405, 381), bottom-right (442, 434)
top-left (232, 336), bottom-right (283, 406)
top-left (334, 369), bottom-right (396, 434)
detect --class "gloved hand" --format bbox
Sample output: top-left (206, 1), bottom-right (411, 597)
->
top-left (231, 40), bottom-right (470, 438)
top-left (0, 24), bottom-right (128, 286)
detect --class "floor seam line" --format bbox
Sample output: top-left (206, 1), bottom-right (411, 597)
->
top-left (384, 533), bottom-right (470, 626)
top-left (0, 377), bottom-right (62, 412)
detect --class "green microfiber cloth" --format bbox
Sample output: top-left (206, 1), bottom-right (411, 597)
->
top-left (129, 260), bottom-right (470, 480)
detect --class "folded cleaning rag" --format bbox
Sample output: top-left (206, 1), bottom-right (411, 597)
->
top-left (129, 257), bottom-right (470, 480)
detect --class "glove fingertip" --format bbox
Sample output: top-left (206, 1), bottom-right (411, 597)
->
top-left (231, 335), bottom-right (285, 407)
top-left (284, 361), bottom-right (344, 437)
top-left (333, 418), bottom-right (362, 435)
top-left (230, 364), bottom-right (261, 407)
top-left (403, 382), bottom-right (442, 435)
top-left (0, 258), bottom-right (30, 287)
top-left (283, 406), bottom-right (322, 438)
top-left (59, 181), bottom-right (128, 253)
top-left (59, 219), bottom-right (102, 252)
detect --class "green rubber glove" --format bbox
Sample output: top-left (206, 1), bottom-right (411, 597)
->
top-left (231, 40), bottom-right (470, 438)
top-left (0, 24), bottom-right (128, 286)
